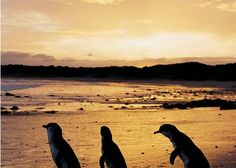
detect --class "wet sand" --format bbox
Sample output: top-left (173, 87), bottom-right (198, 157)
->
top-left (1, 78), bottom-right (236, 168)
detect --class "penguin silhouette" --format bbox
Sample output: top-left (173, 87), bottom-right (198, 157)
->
top-left (154, 124), bottom-right (210, 168)
top-left (100, 126), bottom-right (127, 168)
top-left (43, 123), bottom-right (81, 168)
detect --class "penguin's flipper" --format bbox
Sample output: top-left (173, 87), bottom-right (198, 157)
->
top-left (99, 155), bottom-right (105, 168)
top-left (170, 148), bottom-right (180, 165)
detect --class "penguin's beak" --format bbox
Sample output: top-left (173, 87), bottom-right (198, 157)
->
top-left (154, 130), bottom-right (160, 134)
top-left (42, 125), bottom-right (48, 129)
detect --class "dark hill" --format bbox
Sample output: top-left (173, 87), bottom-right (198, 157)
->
top-left (1, 62), bottom-right (236, 81)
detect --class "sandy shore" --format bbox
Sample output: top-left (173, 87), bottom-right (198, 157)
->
top-left (1, 78), bottom-right (236, 168)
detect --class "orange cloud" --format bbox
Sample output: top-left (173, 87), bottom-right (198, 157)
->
top-left (2, 12), bottom-right (64, 32)
top-left (197, 0), bottom-right (236, 12)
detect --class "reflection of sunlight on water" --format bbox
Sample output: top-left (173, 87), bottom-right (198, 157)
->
top-left (1, 79), bottom-right (41, 91)
top-left (1, 79), bottom-right (236, 167)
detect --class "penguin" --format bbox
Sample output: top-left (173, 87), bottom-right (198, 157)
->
top-left (42, 123), bottom-right (81, 168)
top-left (100, 126), bottom-right (127, 168)
top-left (154, 124), bottom-right (210, 168)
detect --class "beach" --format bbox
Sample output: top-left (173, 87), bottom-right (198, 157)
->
top-left (1, 78), bottom-right (236, 168)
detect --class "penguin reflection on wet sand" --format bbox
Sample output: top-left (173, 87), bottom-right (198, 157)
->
top-left (100, 126), bottom-right (127, 168)
top-left (43, 123), bottom-right (81, 168)
top-left (154, 124), bottom-right (210, 168)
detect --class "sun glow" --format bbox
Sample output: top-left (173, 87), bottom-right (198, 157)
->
top-left (35, 32), bottom-right (236, 60)
top-left (2, 0), bottom-right (236, 66)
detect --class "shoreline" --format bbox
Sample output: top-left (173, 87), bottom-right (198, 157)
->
top-left (2, 77), bottom-right (236, 89)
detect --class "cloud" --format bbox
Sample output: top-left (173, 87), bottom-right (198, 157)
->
top-left (2, 12), bottom-right (64, 32)
top-left (80, 0), bottom-right (124, 5)
top-left (197, 0), bottom-right (236, 12)
top-left (2, 51), bottom-right (236, 67)
top-left (1, 51), bottom-right (57, 65)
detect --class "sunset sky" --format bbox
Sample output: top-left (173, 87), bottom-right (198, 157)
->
top-left (2, 0), bottom-right (236, 67)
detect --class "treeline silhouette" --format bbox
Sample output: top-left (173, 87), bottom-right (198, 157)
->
top-left (2, 62), bottom-right (236, 81)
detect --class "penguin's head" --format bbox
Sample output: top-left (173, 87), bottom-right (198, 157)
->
top-left (42, 123), bottom-right (62, 138)
top-left (100, 126), bottom-right (112, 141)
top-left (154, 124), bottom-right (179, 138)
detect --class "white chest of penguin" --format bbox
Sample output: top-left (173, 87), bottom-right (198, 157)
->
top-left (48, 132), bottom-right (60, 160)
top-left (172, 142), bottom-right (189, 166)
top-left (50, 143), bottom-right (60, 160)
top-left (179, 151), bottom-right (189, 167)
